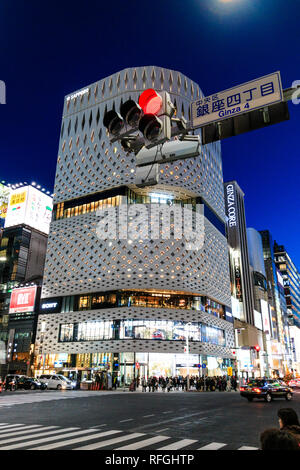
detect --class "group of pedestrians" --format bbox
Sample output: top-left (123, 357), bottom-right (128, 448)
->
top-left (140, 375), bottom-right (238, 392)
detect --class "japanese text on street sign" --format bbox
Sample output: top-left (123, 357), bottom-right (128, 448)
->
top-left (191, 72), bottom-right (283, 128)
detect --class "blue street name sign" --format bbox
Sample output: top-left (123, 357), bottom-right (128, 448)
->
top-left (191, 72), bottom-right (283, 128)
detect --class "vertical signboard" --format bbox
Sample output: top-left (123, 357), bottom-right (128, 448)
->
top-left (0, 182), bottom-right (10, 228)
top-left (6, 329), bottom-right (15, 362)
top-left (225, 182), bottom-right (243, 312)
top-left (261, 299), bottom-right (271, 340)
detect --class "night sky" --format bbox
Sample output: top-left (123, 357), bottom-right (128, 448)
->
top-left (0, 0), bottom-right (299, 266)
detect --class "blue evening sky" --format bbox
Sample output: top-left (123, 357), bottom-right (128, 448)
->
top-left (0, 0), bottom-right (299, 265)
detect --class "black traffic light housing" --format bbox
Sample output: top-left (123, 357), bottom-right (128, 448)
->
top-left (103, 110), bottom-right (124, 136)
top-left (102, 89), bottom-right (176, 150)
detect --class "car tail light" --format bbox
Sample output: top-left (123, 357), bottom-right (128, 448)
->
top-left (253, 388), bottom-right (261, 393)
top-left (240, 387), bottom-right (245, 391)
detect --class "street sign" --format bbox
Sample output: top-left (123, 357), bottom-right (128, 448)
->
top-left (202, 364), bottom-right (206, 369)
top-left (191, 72), bottom-right (283, 128)
top-left (227, 367), bottom-right (233, 376)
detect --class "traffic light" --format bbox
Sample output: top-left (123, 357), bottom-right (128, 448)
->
top-left (120, 99), bottom-right (143, 128)
top-left (102, 88), bottom-right (175, 150)
top-left (103, 110), bottom-right (124, 136)
top-left (138, 89), bottom-right (175, 148)
top-left (254, 345), bottom-right (260, 352)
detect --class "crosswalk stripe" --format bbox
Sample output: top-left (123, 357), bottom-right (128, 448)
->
top-left (74, 432), bottom-right (145, 450)
top-left (0, 422), bottom-right (261, 451)
top-left (0, 425), bottom-right (40, 435)
top-left (115, 435), bottom-right (170, 450)
top-left (198, 442), bottom-right (227, 450)
top-left (238, 446), bottom-right (259, 450)
top-left (157, 439), bottom-right (198, 450)
top-left (0, 425), bottom-right (57, 438)
top-left (32, 430), bottom-right (122, 450)
top-left (0, 424), bottom-right (24, 431)
top-left (0, 428), bottom-right (78, 450)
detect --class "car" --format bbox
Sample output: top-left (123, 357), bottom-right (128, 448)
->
top-left (17, 376), bottom-right (47, 391)
top-left (152, 330), bottom-right (166, 340)
top-left (240, 378), bottom-right (293, 403)
top-left (39, 374), bottom-right (74, 390)
top-left (288, 379), bottom-right (300, 388)
top-left (3, 375), bottom-right (25, 390)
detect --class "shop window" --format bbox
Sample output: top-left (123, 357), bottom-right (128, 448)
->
top-left (59, 324), bottom-right (74, 342)
top-left (78, 295), bottom-right (91, 310)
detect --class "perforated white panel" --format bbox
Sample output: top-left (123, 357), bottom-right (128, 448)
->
top-left (55, 66), bottom-right (225, 220)
top-left (41, 212), bottom-right (231, 307)
top-left (35, 307), bottom-right (235, 358)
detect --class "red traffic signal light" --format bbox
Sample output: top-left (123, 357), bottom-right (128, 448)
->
top-left (254, 345), bottom-right (260, 352)
top-left (138, 88), bottom-right (163, 115)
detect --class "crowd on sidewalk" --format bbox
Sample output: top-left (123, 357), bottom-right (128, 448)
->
top-left (139, 375), bottom-right (238, 392)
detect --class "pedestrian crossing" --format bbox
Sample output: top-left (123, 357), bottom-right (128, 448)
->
top-left (0, 422), bottom-right (259, 450)
top-left (0, 390), bottom-right (122, 408)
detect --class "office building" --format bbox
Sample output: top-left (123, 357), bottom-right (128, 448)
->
top-left (0, 183), bottom-right (52, 375)
top-left (274, 241), bottom-right (300, 374)
top-left (224, 182), bottom-right (265, 379)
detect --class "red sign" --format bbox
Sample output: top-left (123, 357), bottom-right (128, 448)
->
top-left (9, 287), bottom-right (37, 313)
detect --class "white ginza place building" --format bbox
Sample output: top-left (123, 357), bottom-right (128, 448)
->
top-left (34, 66), bottom-right (235, 385)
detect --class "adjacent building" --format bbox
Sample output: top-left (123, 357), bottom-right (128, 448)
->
top-left (0, 183), bottom-right (52, 376)
top-left (274, 241), bottom-right (300, 374)
top-left (34, 66), bottom-right (235, 386)
top-left (224, 182), bottom-right (267, 380)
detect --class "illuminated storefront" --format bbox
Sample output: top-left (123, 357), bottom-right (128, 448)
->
top-left (34, 350), bottom-right (235, 386)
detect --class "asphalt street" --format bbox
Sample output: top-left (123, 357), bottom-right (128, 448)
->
top-left (0, 388), bottom-right (299, 450)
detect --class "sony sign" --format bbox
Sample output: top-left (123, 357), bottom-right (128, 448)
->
top-left (225, 184), bottom-right (237, 227)
top-left (41, 302), bottom-right (58, 309)
top-left (39, 298), bottom-right (61, 313)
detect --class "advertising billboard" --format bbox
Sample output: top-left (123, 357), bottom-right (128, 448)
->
top-left (5, 186), bottom-right (52, 234)
top-left (254, 309), bottom-right (263, 331)
top-left (9, 286), bottom-right (37, 313)
top-left (261, 299), bottom-right (271, 340)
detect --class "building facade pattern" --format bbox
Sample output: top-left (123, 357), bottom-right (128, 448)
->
top-left (36, 66), bottom-right (233, 363)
